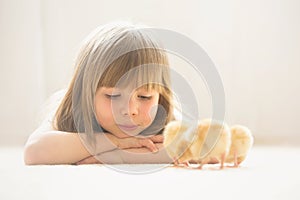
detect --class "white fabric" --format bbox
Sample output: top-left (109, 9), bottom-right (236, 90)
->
top-left (1, 146), bottom-right (299, 200)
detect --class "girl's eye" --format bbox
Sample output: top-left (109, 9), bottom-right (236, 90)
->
top-left (138, 95), bottom-right (152, 100)
top-left (105, 94), bottom-right (121, 99)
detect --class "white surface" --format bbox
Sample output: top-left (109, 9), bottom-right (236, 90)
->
top-left (1, 146), bottom-right (300, 200)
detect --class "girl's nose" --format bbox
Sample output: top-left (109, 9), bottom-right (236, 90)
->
top-left (120, 97), bottom-right (138, 116)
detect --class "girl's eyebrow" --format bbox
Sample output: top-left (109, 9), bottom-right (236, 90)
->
top-left (100, 87), bottom-right (121, 94)
top-left (136, 89), bottom-right (156, 95)
top-left (102, 87), bottom-right (119, 91)
top-left (103, 87), bottom-right (117, 89)
top-left (102, 86), bottom-right (156, 94)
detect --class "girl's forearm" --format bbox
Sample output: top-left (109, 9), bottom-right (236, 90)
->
top-left (24, 128), bottom-right (169, 165)
top-left (94, 144), bottom-right (173, 164)
top-left (24, 131), bottom-right (89, 165)
top-left (24, 131), bottom-right (118, 165)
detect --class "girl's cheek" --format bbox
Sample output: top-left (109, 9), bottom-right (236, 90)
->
top-left (95, 100), bottom-right (113, 122)
top-left (144, 103), bottom-right (158, 121)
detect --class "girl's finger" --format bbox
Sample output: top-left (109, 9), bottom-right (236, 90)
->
top-left (139, 139), bottom-right (158, 152)
top-left (149, 134), bottom-right (164, 143)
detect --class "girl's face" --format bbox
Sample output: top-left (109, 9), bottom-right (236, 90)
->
top-left (94, 86), bottom-right (160, 138)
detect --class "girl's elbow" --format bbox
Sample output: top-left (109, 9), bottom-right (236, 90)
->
top-left (24, 144), bottom-right (36, 165)
top-left (23, 132), bottom-right (55, 165)
top-left (23, 143), bottom-right (44, 165)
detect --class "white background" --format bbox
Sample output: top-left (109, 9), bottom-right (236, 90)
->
top-left (1, 0), bottom-right (299, 146)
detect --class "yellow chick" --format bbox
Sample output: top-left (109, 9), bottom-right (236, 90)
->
top-left (163, 120), bottom-right (198, 165)
top-left (163, 119), bottom-right (232, 169)
top-left (225, 125), bottom-right (254, 167)
top-left (191, 119), bottom-right (231, 169)
top-left (163, 119), bottom-right (254, 169)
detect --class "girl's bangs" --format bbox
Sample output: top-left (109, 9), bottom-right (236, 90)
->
top-left (97, 48), bottom-right (169, 93)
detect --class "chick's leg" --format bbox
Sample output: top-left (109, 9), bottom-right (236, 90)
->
top-left (220, 153), bottom-right (226, 169)
top-left (227, 150), bottom-right (240, 168)
top-left (233, 150), bottom-right (239, 167)
top-left (182, 161), bottom-right (191, 167)
top-left (173, 157), bottom-right (180, 166)
top-left (196, 158), bottom-right (208, 170)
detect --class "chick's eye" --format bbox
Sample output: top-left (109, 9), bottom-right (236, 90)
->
top-left (105, 94), bottom-right (121, 99)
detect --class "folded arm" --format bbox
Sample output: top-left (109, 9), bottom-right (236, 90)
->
top-left (24, 120), bottom-right (168, 165)
top-left (24, 130), bottom-right (117, 165)
top-left (76, 143), bottom-right (173, 165)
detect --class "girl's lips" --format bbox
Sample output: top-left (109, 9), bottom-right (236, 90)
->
top-left (118, 124), bottom-right (139, 131)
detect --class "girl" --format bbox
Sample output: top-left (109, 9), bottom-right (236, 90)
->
top-left (24, 22), bottom-right (174, 165)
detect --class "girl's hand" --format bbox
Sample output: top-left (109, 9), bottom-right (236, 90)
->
top-left (107, 133), bottom-right (163, 153)
top-left (76, 143), bottom-right (166, 165)
top-left (123, 134), bottom-right (163, 152)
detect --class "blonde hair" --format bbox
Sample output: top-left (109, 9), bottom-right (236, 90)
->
top-left (54, 22), bottom-right (173, 142)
